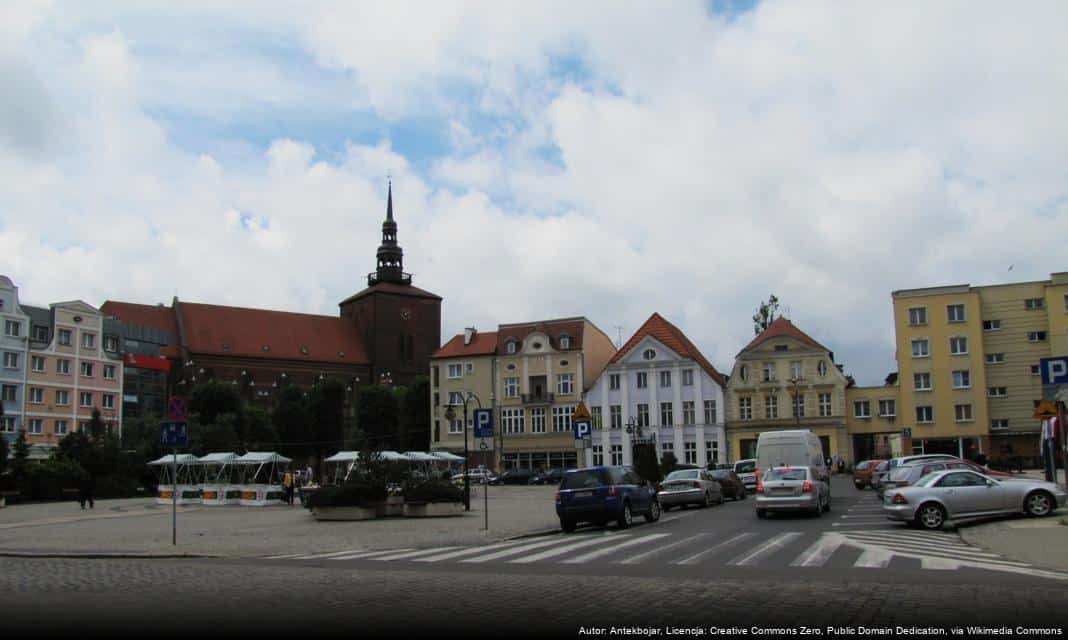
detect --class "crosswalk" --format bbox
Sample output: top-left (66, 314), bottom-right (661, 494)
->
top-left (261, 527), bottom-right (1068, 581)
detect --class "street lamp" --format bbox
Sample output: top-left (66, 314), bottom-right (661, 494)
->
top-left (444, 391), bottom-right (482, 511)
top-left (788, 376), bottom-right (804, 428)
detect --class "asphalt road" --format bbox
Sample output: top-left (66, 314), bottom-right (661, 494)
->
top-left (3, 477), bottom-right (1066, 638)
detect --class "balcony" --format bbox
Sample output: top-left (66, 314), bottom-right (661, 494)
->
top-left (521, 392), bottom-right (554, 405)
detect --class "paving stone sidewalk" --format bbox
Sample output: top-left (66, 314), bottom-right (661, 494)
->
top-left (0, 485), bottom-right (560, 558)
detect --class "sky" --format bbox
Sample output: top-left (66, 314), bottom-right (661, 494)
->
top-left (1, 1), bottom-right (1066, 386)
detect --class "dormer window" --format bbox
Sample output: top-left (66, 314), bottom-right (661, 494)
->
top-left (642, 349), bottom-right (656, 360)
top-left (506, 340), bottom-right (518, 354)
top-left (559, 334), bottom-right (571, 349)
top-left (739, 365), bottom-right (749, 382)
top-left (817, 360), bottom-right (827, 377)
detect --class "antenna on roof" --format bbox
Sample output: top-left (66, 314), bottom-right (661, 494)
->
top-left (613, 325), bottom-right (623, 348)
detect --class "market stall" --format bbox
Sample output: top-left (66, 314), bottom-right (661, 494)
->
top-left (147, 454), bottom-right (203, 505)
top-left (324, 451), bottom-right (359, 484)
top-left (198, 452), bottom-right (240, 505)
top-left (235, 452), bottom-right (292, 506)
top-left (403, 451), bottom-right (440, 479)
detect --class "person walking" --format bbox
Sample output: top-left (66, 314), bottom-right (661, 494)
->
top-left (78, 472), bottom-right (95, 510)
top-left (282, 470), bottom-right (294, 505)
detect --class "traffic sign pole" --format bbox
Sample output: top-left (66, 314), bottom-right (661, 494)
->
top-left (172, 447), bottom-right (177, 546)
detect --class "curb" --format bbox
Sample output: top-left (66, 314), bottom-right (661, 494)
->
top-left (503, 527), bottom-right (560, 541)
top-left (0, 551), bottom-right (223, 559)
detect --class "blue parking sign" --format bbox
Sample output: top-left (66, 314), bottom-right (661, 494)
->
top-left (473, 409), bottom-right (493, 438)
top-left (573, 420), bottom-right (591, 440)
top-left (1040, 357), bottom-right (1068, 386)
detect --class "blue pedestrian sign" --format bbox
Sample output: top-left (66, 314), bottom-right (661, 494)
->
top-left (160, 421), bottom-right (188, 447)
top-left (1040, 357), bottom-right (1068, 386)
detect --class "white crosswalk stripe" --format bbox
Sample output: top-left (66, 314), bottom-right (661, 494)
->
top-left (328, 548), bottom-right (416, 561)
top-left (727, 532), bottom-right (803, 566)
top-left (413, 540), bottom-right (534, 563)
top-left (560, 534), bottom-right (671, 564)
top-left (618, 534), bottom-right (708, 565)
top-left (509, 535), bottom-right (627, 564)
top-left (371, 547), bottom-right (463, 562)
top-left (673, 532), bottom-right (756, 566)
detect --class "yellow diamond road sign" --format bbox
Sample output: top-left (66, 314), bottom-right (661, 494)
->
top-left (1033, 400), bottom-right (1060, 420)
top-left (573, 402), bottom-right (591, 421)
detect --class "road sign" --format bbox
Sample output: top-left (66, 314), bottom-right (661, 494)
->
top-left (1033, 400), bottom-right (1060, 420)
top-left (160, 421), bottom-right (188, 447)
top-left (167, 396), bottom-right (189, 422)
top-left (473, 409), bottom-right (494, 451)
top-left (902, 427), bottom-right (912, 438)
top-left (573, 402), bottom-right (591, 421)
top-left (1040, 357), bottom-right (1068, 386)
top-left (574, 419), bottom-right (591, 447)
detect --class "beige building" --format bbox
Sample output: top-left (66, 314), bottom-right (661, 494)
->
top-left (845, 375), bottom-right (903, 461)
top-left (429, 328), bottom-right (497, 459)
top-left (725, 318), bottom-right (851, 464)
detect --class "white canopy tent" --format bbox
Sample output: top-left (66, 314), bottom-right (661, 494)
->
top-left (147, 454), bottom-right (202, 505)
top-left (235, 452), bottom-right (292, 506)
top-left (324, 451), bottom-right (359, 484)
top-left (198, 452), bottom-right (240, 505)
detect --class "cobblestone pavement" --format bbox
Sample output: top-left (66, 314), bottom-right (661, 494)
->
top-left (1, 555), bottom-right (1065, 637)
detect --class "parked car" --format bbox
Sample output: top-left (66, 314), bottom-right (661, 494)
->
top-left (451, 469), bottom-right (496, 486)
top-left (555, 465), bottom-right (661, 532)
top-left (755, 466), bottom-right (830, 518)
top-left (879, 459), bottom-right (1015, 497)
top-left (734, 459), bottom-right (758, 491)
top-left (853, 460), bottom-right (881, 489)
top-left (869, 460), bottom-right (892, 492)
top-left (708, 469), bottom-right (746, 500)
top-left (657, 469), bottom-right (724, 510)
top-left (495, 468), bottom-right (537, 485)
top-left (883, 469), bottom-right (1068, 530)
top-left (530, 468), bottom-right (564, 485)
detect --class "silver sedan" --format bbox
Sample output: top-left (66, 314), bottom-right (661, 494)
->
top-left (657, 469), bottom-right (724, 510)
top-left (883, 469), bottom-right (1068, 530)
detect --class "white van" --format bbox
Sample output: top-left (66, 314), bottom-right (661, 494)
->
top-left (754, 430), bottom-right (830, 492)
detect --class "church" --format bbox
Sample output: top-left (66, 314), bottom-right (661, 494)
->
top-left (101, 184), bottom-right (442, 412)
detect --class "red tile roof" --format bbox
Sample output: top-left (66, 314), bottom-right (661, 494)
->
top-left (496, 318), bottom-right (586, 352)
top-left (100, 301), bottom-right (178, 336)
top-left (609, 313), bottom-right (727, 387)
top-left (431, 332), bottom-right (499, 358)
top-left (177, 301), bottom-right (369, 364)
top-left (738, 317), bottom-right (828, 355)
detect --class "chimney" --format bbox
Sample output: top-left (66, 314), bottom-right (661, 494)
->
top-left (464, 327), bottom-right (476, 346)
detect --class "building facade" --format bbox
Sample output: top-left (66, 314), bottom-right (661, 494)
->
top-left (725, 318), bottom-right (851, 464)
top-left (845, 374), bottom-right (902, 461)
top-left (0, 276), bottom-right (30, 442)
top-left (583, 313), bottom-right (727, 469)
top-left (428, 328), bottom-right (497, 460)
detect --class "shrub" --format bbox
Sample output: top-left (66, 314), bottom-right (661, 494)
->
top-left (95, 475), bottom-right (141, 499)
top-left (19, 459), bottom-right (86, 501)
top-left (403, 479), bottom-right (463, 504)
top-left (305, 479), bottom-right (387, 509)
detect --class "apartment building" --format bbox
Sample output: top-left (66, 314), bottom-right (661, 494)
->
top-left (845, 373), bottom-right (902, 461)
top-left (725, 318), bottom-right (851, 464)
top-left (583, 313), bottom-right (727, 469)
top-left (429, 328), bottom-right (497, 461)
top-left (0, 276), bottom-right (30, 442)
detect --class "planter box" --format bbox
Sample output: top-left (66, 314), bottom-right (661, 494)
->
top-left (312, 506), bottom-right (379, 521)
top-left (403, 502), bottom-right (464, 518)
top-left (382, 495), bottom-right (405, 517)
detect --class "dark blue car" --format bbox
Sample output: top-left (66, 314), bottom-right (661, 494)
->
top-left (555, 465), bottom-right (661, 533)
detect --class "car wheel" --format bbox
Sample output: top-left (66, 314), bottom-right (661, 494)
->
top-left (662, 504), bottom-right (672, 512)
top-left (703, 492), bottom-right (713, 508)
top-left (854, 482), bottom-right (864, 490)
top-left (618, 502), bottom-right (633, 529)
top-left (560, 518), bottom-right (576, 533)
top-left (644, 499), bottom-right (661, 523)
top-left (718, 492), bottom-right (725, 505)
top-left (756, 509), bottom-right (766, 519)
top-left (1024, 490), bottom-right (1055, 517)
top-left (739, 488), bottom-right (746, 501)
top-left (916, 502), bottom-right (946, 530)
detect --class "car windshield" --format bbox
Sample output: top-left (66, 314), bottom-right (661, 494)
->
top-left (665, 470), bottom-right (700, 481)
top-left (710, 471), bottom-right (729, 480)
top-left (875, 461), bottom-right (888, 471)
top-left (765, 468), bottom-right (807, 481)
top-left (561, 469), bottom-right (610, 490)
top-left (914, 472), bottom-right (942, 487)
top-left (855, 461), bottom-right (870, 471)
top-left (889, 466), bottom-right (918, 481)
top-left (735, 460), bottom-right (756, 473)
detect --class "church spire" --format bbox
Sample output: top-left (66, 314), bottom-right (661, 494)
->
top-left (386, 179), bottom-right (394, 222)
top-left (370, 180), bottom-right (409, 286)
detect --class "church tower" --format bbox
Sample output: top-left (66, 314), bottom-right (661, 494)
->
top-left (372, 181), bottom-right (409, 286)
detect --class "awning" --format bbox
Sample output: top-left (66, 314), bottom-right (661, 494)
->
top-left (235, 452), bottom-right (293, 464)
top-left (377, 451), bottom-right (409, 461)
top-left (430, 452), bottom-right (465, 462)
top-left (403, 451), bottom-right (439, 462)
top-left (198, 452), bottom-right (239, 465)
top-left (325, 451), bottom-right (360, 463)
top-left (148, 454), bottom-right (200, 466)
top-left (124, 353), bottom-right (172, 372)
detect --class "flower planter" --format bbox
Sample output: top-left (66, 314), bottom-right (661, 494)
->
top-left (312, 505), bottom-right (379, 521)
top-left (403, 501), bottom-right (464, 517)
top-left (381, 495), bottom-right (405, 517)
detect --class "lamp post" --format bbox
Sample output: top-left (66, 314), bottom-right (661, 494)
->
top-left (788, 376), bottom-right (804, 428)
top-left (444, 391), bottom-right (482, 511)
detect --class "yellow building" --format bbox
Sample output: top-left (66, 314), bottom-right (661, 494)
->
top-left (845, 375), bottom-right (902, 461)
top-left (428, 327), bottom-right (497, 462)
top-left (725, 318), bottom-right (851, 464)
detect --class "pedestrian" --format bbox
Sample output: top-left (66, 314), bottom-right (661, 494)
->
top-left (78, 473), bottom-right (95, 510)
top-left (305, 465), bottom-right (314, 485)
top-left (838, 458), bottom-right (845, 474)
top-left (282, 470), bottom-right (294, 505)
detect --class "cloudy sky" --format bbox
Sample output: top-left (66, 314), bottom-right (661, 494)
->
top-left (2, 1), bottom-right (1066, 386)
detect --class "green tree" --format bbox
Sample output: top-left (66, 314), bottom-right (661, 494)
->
top-left (12, 429), bottom-right (30, 479)
top-left (357, 384), bottom-right (400, 450)
top-left (660, 451), bottom-right (679, 476)
top-left (273, 384), bottom-right (311, 459)
top-left (190, 380), bottom-right (243, 425)
top-left (193, 416), bottom-right (240, 455)
top-left (399, 376), bottom-right (430, 451)
top-left (752, 294), bottom-right (780, 335)
top-left (87, 407), bottom-right (107, 441)
top-left (0, 433), bottom-right (9, 476)
top-left (239, 406), bottom-right (279, 452)
top-left (632, 443), bottom-right (661, 483)
top-left (308, 378), bottom-right (347, 478)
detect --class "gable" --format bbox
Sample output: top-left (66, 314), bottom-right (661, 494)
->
top-left (620, 335), bottom-right (684, 365)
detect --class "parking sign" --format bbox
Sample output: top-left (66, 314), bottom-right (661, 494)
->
top-left (473, 409), bottom-right (494, 450)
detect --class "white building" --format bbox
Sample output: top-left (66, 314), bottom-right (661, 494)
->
top-left (583, 313), bottom-right (727, 468)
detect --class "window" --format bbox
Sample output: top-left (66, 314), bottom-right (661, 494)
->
top-left (552, 406), bottom-right (574, 432)
top-left (54, 420), bottom-right (68, 436)
top-left (33, 325), bottom-right (48, 341)
top-left (80, 392), bottom-right (93, 407)
top-left (610, 405), bottom-right (622, 429)
top-left (102, 394), bottom-right (115, 409)
top-left (29, 387), bottom-right (43, 403)
top-left (762, 363), bottom-right (775, 382)
top-left (448, 391), bottom-right (463, 405)
top-left (660, 402), bottom-right (674, 426)
top-left (58, 329), bottom-right (72, 345)
top-left (764, 394), bottom-right (778, 419)
top-left (985, 353), bottom-right (1005, 365)
top-left (991, 419), bottom-right (1009, 431)
top-left (853, 400), bottom-right (871, 419)
top-left (501, 408), bottom-right (525, 434)
top-left (592, 445), bottom-right (603, 466)
top-left (659, 371), bottom-right (671, 388)
top-left (1, 417), bottom-right (15, 433)
top-left (982, 320), bottom-right (1001, 331)
top-left (817, 360), bottom-right (827, 377)
top-left (103, 364), bottom-right (116, 380)
top-left (465, 362), bottom-right (474, 375)
top-left (946, 304), bottom-right (966, 322)
top-left (682, 401), bottom-right (695, 425)
top-left (1064, 293), bottom-right (1068, 312)
top-left (504, 377), bottom-right (519, 398)
top-left (908, 307), bottom-right (927, 325)
top-left (591, 406), bottom-right (602, 429)
top-left (56, 390), bottom-right (69, 406)
top-left (988, 387), bottom-right (1007, 397)
top-left (949, 336), bottom-right (968, 355)
top-left (2, 352), bottom-right (17, 369)
top-left (704, 399), bottom-right (717, 424)
top-left (738, 397), bottom-right (752, 421)
top-left (82, 333), bottom-right (95, 348)
top-left (530, 407), bottom-right (546, 433)
top-left (1028, 331), bottom-right (1047, 342)
top-left (57, 359), bottom-right (71, 375)
top-left (681, 369), bottom-right (694, 386)
top-left (448, 419), bottom-right (463, 434)
top-left (636, 403), bottom-right (650, 427)
top-left (774, 344), bottom-right (788, 352)
top-left (914, 372), bottom-right (932, 391)
top-left (878, 399), bottom-right (896, 418)
top-left (103, 335), bottom-right (118, 352)
top-left (911, 339), bottom-right (929, 358)
top-left (447, 364), bottom-right (462, 379)
top-left (610, 445), bottom-right (623, 466)
top-left (28, 419), bottom-right (43, 435)
top-left (31, 355), bottom-right (44, 372)
top-left (792, 393), bottom-right (805, 418)
top-left (916, 406), bottom-right (934, 423)
top-left (1024, 298), bottom-right (1044, 310)
top-left (506, 341), bottom-right (517, 354)
top-left (433, 392), bottom-right (439, 407)
top-left (684, 442), bottom-right (697, 465)
top-left (79, 421), bottom-right (90, 433)
top-left (609, 374), bottom-right (620, 390)
top-left (81, 361), bottom-right (94, 377)
top-left (642, 349), bottom-right (656, 360)
top-left (706, 440), bottom-right (720, 463)
top-left (636, 372), bottom-right (647, 389)
top-left (661, 441), bottom-right (674, 454)
top-left (557, 374), bottom-right (574, 395)
top-left (559, 335), bottom-right (571, 349)
top-left (739, 365), bottom-right (748, 382)
top-left (818, 393), bottom-right (832, 417)
top-left (954, 404), bottom-right (973, 422)
top-left (1, 385), bottom-right (14, 402)
top-left (1031, 365), bottom-right (1041, 376)
top-left (951, 370), bottom-right (971, 389)
top-left (789, 361), bottom-right (802, 380)
top-left (4, 320), bottom-right (20, 337)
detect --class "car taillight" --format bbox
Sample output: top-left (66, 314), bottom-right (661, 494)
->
top-left (802, 481), bottom-right (813, 493)
top-left (607, 485), bottom-right (617, 496)
top-left (692, 481), bottom-right (701, 489)
top-left (754, 468), bottom-right (761, 480)
top-left (756, 482), bottom-right (764, 494)
top-left (892, 493), bottom-right (908, 505)
top-left (655, 484), bottom-right (663, 492)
